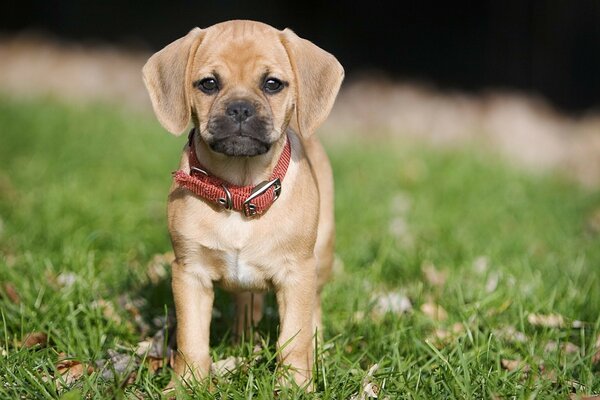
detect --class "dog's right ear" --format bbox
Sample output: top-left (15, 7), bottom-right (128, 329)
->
top-left (142, 28), bottom-right (205, 135)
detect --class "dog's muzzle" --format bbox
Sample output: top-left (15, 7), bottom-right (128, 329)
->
top-left (207, 100), bottom-right (273, 157)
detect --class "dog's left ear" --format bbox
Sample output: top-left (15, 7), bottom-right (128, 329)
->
top-left (280, 29), bottom-right (344, 137)
top-left (143, 28), bottom-right (205, 135)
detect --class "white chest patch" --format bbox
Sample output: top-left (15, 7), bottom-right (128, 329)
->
top-left (223, 252), bottom-right (267, 290)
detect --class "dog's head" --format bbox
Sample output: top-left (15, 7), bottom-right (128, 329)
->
top-left (143, 20), bottom-right (344, 157)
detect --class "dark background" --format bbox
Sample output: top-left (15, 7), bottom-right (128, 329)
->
top-left (3, 1), bottom-right (600, 113)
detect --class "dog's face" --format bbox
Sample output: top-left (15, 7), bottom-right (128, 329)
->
top-left (189, 26), bottom-right (295, 156)
top-left (143, 20), bottom-right (344, 156)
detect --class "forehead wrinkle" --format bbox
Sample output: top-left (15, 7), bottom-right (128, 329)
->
top-left (196, 30), bottom-right (292, 83)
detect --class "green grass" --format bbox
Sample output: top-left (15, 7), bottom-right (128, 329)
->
top-left (0, 96), bottom-right (599, 399)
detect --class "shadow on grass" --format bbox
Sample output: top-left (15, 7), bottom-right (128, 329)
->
top-left (130, 272), bottom-right (281, 352)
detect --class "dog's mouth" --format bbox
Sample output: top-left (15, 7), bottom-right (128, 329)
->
top-left (208, 134), bottom-right (271, 157)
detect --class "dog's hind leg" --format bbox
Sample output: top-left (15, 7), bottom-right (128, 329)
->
top-left (233, 291), bottom-right (264, 341)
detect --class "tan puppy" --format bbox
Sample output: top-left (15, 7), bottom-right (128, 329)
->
top-left (142, 20), bottom-right (343, 389)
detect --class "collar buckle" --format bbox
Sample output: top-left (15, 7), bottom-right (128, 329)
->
top-left (243, 178), bottom-right (282, 217)
top-left (218, 185), bottom-right (233, 210)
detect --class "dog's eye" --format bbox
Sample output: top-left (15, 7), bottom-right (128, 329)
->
top-left (263, 78), bottom-right (284, 94)
top-left (195, 78), bottom-right (219, 94)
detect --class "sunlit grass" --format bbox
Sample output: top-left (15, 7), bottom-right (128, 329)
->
top-left (0, 97), bottom-right (599, 399)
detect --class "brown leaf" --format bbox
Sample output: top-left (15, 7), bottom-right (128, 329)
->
top-left (501, 359), bottom-right (531, 373)
top-left (570, 395), bottom-right (600, 400)
top-left (54, 357), bottom-right (94, 388)
top-left (427, 329), bottom-right (451, 349)
top-left (472, 256), bottom-right (489, 274)
top-left (22, 332), bottom-right (47, 348)
top-left (592, 334), bottom-right (600, 365)
top-left (350, 364), bottom-right (380, 400)
top-left (420, 302), bottom-right (448, 321)
top-left (56, 272), bottom-right (77, 288)
top-left (211, 356), bottom-right (243, 376)
top-left (123, 371), bottom-right (137, 387)
top-left (422, 262), bottom-right (447, 287)
top-left (485, 272), bottom-right (499, 293)
top-left (58, 363), bottom-right (84, 386)
top-left (119, 295), bottom-right (150, 335)
top-left (371, 291), bottom-right (412, 317)
top-left (353, 311), bottom-right (365, 322)
top-left (493, 326), bottom-right (528, 343)
top-left (572, 320), bottom-right (585, 328)
top-left (427, 323), bottom-right (464, 348)
top-left (527, 313), bottom-right (564, 328)
top-left (136, 327), bottom-right (174, 360)
top-left (586, 208), bottom-right (600, 234)
top-left (95, 350), bottom-right (135, 380)
top-left (2, 282), bottom-right (20, 304)
top-left (93, 299), bottom-right (122, 325)
top-left (147, 252), bottom-right (174, 285)
top-left (146, 357), bottom-right (164, 374)
top-left (544, 341), bottom-right (580, 354)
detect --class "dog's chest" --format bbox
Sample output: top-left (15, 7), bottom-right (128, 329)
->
top-left (221, 251), bottom-right (267, 290)
top-left (198, 212), bottom-right (273, 290)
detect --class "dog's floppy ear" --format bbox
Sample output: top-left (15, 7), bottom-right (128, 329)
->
top-left (280, 28), bottom-right (344, 137)
top-left (142, 28), bottom-right (204, 135)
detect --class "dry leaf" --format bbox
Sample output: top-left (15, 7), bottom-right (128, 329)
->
top-left (390, 192), bottom-right (411, 215)
top-left (22, 332), bottom-right (48, 348)
top-left (570, 395), bottom-right (600, 400)
top-left (147, 252), bottom-right (174, 285)
top-left (58, 363), bottom-right (84, 386)
top-left (544, 341), bottom-right (579, 354)
top-left (350, 364), bottom-right (380, 400)
top-left (420, 302), bottom-right (448, 321)
top-left (485, 273), bottom-right (499, 293)
top-left (501, 359), bottom-right (531, 373)
top-left (93, 299), bottom-right (122, 325)
top-left (123, 371), bottom-right (137, 387)
top-left (137, 339), bottom-right (166, 374)
top-left (371, 291), bottom-right (412, 317)
top-left (427, 329), bottom-right (451, 348)
top-left (592, 334), bottom-right (600, 365)
top-left (422, 262), bottom-right (447, 287)
top-left (95, 350), bottom-right (135, 380)
top-left (53, 357), bottom-right (94, 388)
top-left (136, 327), bottom-right (174, 360)
top-left (56, 272), bottom-right (77, 288)
top-left (527, 313), bottom-right (564, 328)
top-left (472, 256), bottom-right (489, 274)
top-left (493, 326), bottom-right (527, 343)
top-left (586, 208), bottom-right (600, 234)
top-left (572, 320), bottom-right (585, 328)
top-left (146, 357), bottom-right (164, 374)
top-left (362, 382), bottom-right (380, 398)
top-left (353, 311), bottom-right (365, 322)
top-left (2, 282), bottom-right (20, 304)
top-left (211, 356), bottom-right (243, 376)
top-left (427, 323), bottom-right (464, 348)
top-left (119, 295), bottom-right (149, 335)
top-left (388, 217), bottom-right (410, 241)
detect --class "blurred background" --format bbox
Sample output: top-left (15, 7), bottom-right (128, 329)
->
top-left (1, 0), bottom-right (600, 185)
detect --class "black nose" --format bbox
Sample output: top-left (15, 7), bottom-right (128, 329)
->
top-left (226, 100), bottom-right (255, 123)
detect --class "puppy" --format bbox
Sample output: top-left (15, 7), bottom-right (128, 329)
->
top-left (142, 20), bottom-right (343, 389)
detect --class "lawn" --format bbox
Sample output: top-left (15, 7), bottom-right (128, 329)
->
top-left (0, 97), bottom-right (599, 399)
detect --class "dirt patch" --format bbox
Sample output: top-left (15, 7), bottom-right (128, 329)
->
top-left (1, 34), bottom-right (599, 187)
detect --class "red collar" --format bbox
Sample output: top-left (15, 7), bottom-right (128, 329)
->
top-left (172, 129), bottom-right (291, 217)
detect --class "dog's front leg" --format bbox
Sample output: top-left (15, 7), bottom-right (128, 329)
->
top-left (171, 260), bottom-right (214, 382)
top-left (275, 257), bottom-right (317, 390)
